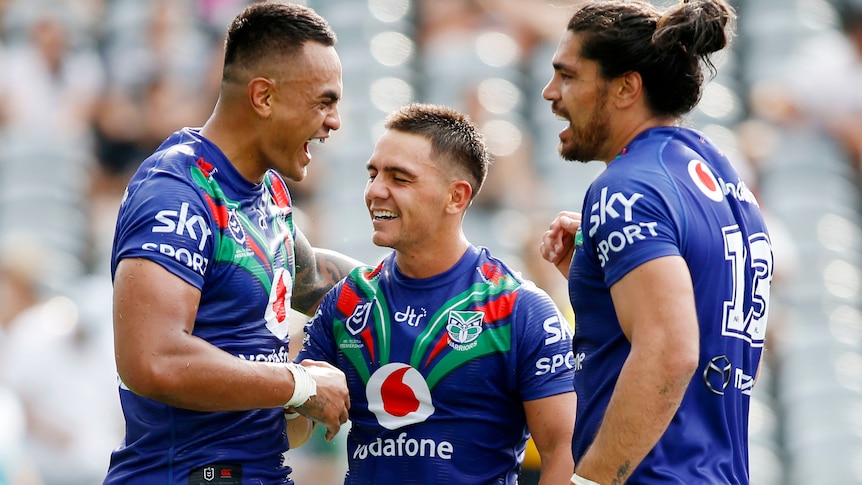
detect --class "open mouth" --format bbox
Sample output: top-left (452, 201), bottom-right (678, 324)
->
top-left (372, 210), bottom-right (399, 221)
top-left (305, 138), bottom-right (326, 158)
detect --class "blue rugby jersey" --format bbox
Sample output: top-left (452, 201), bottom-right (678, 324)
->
top-left (298, 245), bottom-right (575, 484)
top-left (106, 128), bottom-right (298, 485)
top-left (570, 126), bottom-right (773, 484)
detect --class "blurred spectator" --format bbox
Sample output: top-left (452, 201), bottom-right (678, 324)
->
top-left (0, 237), bottom-right (123, 485)
top-left (748, 0), bottom-right (862, 180)
top-left (415, 0), bottom-right (543, 209)
top-left (0, 385), bottom-right (42, 485)
top-left (0, 7), bottom-right (105, 287)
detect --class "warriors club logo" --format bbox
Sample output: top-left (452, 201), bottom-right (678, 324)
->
top-left (445, 311), bottom-right (485, 351)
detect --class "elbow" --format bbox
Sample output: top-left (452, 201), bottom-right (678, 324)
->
top-left (116, 356), bottom-right (176, 401)
top-left (668, 342), bottom-right (700, 385)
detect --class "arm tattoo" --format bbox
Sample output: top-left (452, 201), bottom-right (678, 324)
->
top-left (611, 461), bottom-right (631, 485)
top-left (292, 232), bottom-right (362, 314)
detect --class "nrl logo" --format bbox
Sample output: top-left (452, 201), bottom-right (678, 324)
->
top-left (446, 311), bottom-right (485, 351)
top-left (227, 208), bottom-right (246, 244)
top-left (346, 302), bottom-right (373, 336)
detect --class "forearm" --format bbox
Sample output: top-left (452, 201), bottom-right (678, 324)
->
top-left (575, 351), bottom-right (693, 484)
top-left (537, 447), bottom-right (577, 485)
top-left (119, 336), bottom-right (296, 412)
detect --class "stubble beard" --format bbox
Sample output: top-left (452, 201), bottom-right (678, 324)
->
top-left (559, 90), bottom-right (610, 164)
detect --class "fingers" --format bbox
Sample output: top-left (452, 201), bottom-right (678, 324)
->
top-left (542, 212), bottom-right (581, 263)
top-left (295, 359), bottom-right (351, 441)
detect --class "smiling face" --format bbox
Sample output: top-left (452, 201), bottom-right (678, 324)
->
top-left (364, 130), bottom-right (458, 255)
top-left (542, 30), bottom-right (613, 163)
top-left (262, 41), bottom-right (342, 182)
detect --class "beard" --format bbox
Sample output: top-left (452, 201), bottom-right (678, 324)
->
top-left (559, 89), bottom-right (610, 163)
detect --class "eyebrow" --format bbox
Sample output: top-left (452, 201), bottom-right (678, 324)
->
top-left (552, 61), bottom-right (577, 74)
top-left (321, 89), bottom-right (340, 102)
top-left (366, 162), bottom-right (416, 178)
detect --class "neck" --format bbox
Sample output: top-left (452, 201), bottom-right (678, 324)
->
top-left (199, 98), bottom-right (265, 183)
top-left (603, 115), bottom-right (676, 164)
top-left (394, 233), bottom-right (470, 280)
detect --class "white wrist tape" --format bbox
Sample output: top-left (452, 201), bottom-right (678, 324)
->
top-left (283, 363), bottom-right (317, 408)
top-left (571, 473), bottom-right (601, 485)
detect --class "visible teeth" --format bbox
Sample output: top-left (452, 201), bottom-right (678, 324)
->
top-left (373, 210), bottom-right (398, 219)
top-left (309, 138), bottom-right (325, 145)
top-left (555, 114), bottom-right (569, 122)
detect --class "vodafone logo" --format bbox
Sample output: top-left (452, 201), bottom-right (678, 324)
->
top-left (366, 363), bottom-right (434, 430)
top-left (264, 267), bottom-right (292, 340)
top-left (688, 159), bottom-right (724, 202)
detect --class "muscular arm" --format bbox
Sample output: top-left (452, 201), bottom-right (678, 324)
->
top-left (524, 393), bottom-right (577, 485)
top-left (574, 256), bottom-right (700, 484)
top-left (113, 258), bottom-right (349, 436)
top-left (291, 227), bottom-right (363, 315)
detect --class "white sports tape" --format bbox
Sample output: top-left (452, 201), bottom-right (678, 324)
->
top-left (283, 363), bottom-right (317, 408)
top-left (570, 473), bottom-right (601, 485)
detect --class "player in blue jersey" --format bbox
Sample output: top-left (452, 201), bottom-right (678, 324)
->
top-left (539, 1), bottom-right (773, 484)
top-left (105, 3), bottom-right (362, 484)
top-left (297, 103), bottom-right (577, 484)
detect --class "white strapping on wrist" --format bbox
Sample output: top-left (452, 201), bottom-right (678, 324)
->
top-left (283, 363), bottom-right (317, 408)
top-left (570, 473), bottom-right (601, 485)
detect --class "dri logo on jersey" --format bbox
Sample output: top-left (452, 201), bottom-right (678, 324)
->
top-left (263, 267), bottom-right (292, 340)
top-left (446, 311), bottom-right (485, 351)
top-left (367, 363), bottom-right (434, 430)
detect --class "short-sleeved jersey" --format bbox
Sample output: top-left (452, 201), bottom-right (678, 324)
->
top-left (570, 127), bottom-right (773, 484)
top-left (298, 245), bottom-right (575, 484)
top-left (106, 128), bottom-right (299, 485)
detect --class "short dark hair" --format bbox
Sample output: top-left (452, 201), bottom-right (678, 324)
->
top-left (385, 103), bottom-right (490, 200)
top-left (222, 2), bottom-right (336, 81)
top-left (568, 0), bottom-right (735, 118)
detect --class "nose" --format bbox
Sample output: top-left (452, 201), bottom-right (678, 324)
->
top-left (325, 107), bottom-right (341, 132)
top-left (364, 174), bottom-right (387, 203)
top-left (542, 76), bottom-right (557, 102)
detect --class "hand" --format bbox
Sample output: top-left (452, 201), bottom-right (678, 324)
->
top-left (294, 359), bottom-right (350, 441)
top-left (540, 211), bottom-right (582, 277)
top-left (285, 412), bottom-right (315, 448)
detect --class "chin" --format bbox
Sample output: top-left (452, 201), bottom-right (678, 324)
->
top-left (371, 233), bottom-right (395, 249)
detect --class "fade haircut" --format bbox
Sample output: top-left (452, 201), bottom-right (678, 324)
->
top-left (222, 2), bottom-right (337, 83)
top-left (385, 103), bottom-right (490, 200)
top-left (568, 0), bottom-right (735, 118)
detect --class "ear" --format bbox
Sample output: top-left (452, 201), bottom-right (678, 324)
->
top-left (446, 180), bottom-right (474, 215)
top-left (613, 70), bottom-right (643, 109)
top-left (248, 77), bottom-right (275, 118)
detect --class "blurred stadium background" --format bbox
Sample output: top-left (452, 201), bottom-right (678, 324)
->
top-left (0, 0), bottom-right (861, 484)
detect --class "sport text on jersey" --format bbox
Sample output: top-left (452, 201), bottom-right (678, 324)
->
top-left (587, 187), bottom-right (658, 268)
top-left (144, 201), bottom-right (212, 275)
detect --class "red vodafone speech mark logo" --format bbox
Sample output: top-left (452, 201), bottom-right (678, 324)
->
top-left (367, 363), bottom-right (434, 430)
top-left (381, 366), bottom-right (420, 417)
top-left (688, 159), bottom-right (724, 202)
